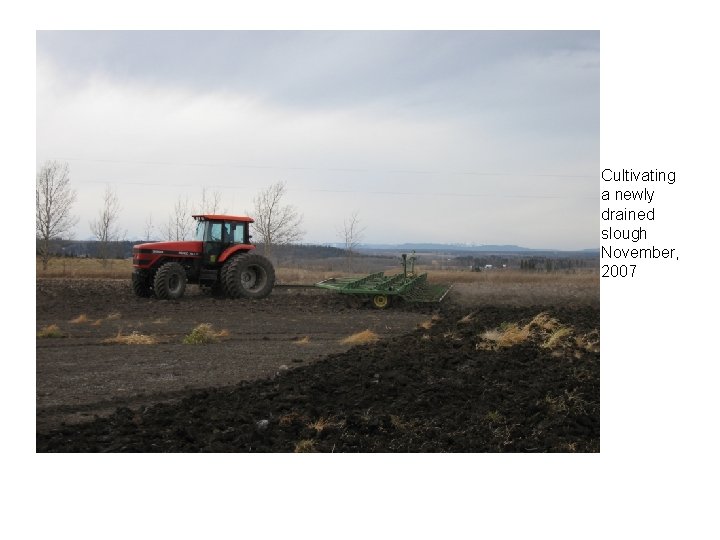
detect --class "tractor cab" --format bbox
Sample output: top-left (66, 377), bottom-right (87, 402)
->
top-left (193, 214), bottom-right (253, 266)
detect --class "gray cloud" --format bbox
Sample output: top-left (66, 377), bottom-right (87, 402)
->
top-left (37, 30), bottom-right (598, 249)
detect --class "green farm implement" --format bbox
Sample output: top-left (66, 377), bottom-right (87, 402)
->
top-left (315, 253), bottom-right (453, 309)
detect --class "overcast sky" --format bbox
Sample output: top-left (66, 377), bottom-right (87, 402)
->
top-left (36, 30), bottom-right (599, 249)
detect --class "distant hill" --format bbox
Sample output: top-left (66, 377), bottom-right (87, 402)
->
top-left (359, 243), bottom-right (534, 252)
top-left (351, 243), bottom-right (599, 256)
top-left (39, 239), bottom-right (599, 264)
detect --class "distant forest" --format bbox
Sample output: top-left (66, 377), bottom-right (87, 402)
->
top-left (37, 239), bottom-right (349, 260)
top-left (38, 239), bottom-right (599, 272)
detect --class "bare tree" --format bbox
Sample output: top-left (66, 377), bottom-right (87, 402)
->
top-left (251, 181), bottom-right (304, 256)
top-left (90, 185), bottom-right (124, 263)
top-left (338, 211), bottom-right (366, 272)
top-left (195, 187), bottom-right (225, 215)
top-left (163, 196), bottom-right (193, 241)
top-left (36, 160), bottom-right (78, 270)
top-left (143, 213), bottom-right (154, 241)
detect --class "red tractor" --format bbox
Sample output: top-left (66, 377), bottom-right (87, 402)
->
top-left (132, 214), bottom-right (275, 300)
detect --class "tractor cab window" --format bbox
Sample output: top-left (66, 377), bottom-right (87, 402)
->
top-left (231, 222), bottom-right (248, 244)
top-left (208, 222), bottom-right (225, 242)
top-left (226, 222), bottom-right (246, 244)
top-left (194, 220), bottom-right (207, 241)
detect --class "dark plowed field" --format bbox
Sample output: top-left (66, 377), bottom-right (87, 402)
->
top-left (36, 278), bottom-right (599, 452)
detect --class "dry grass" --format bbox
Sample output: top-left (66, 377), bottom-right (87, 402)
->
top-left (418, 314), bottom-right (442, 330)
top-left (183, 323), bottom-right (229, 345)
top-left (426, 268), bottom-right (597, 285)
top-left (443, 331), bottom-right (463, 342)
top-left (458, 313), bottom-right (475, 324)
top-left (69, 314), bottom-right (89, 324)
top-left (443, 269), bottom-right (599, 307)
top-left (307, 417), bottom-right (344, 433)
top-left (37, 257), bottom-right (132, 279)
top-left (480, 323), bottom-right (531, 348)
top-left (36, 258), bottom-right (598, 308)
top-left (543, 327), bottom-right (573, 349)
top-left (276, 267), bottom-right (343, 285)
top-left (294, 336), bottom-right (311, 345)
top-left (478, 311), bottom-right (592, 352)
top-left (575, 331), bottom-right (600, 353)
top-left (88, 312), bottom-right (122, 326)
top-left (294, 439), bottom-right (316, 453)
top-left (104, 330), bottom-right (157, 345)
top-left (340, 329), bottom-right (380, 345)
top-left (279, 412), bottom-right (305, 426)
top-left (37, 324), bottom-right (63, 338)
top-left (528, 312), bottom-right (561, 331)
top-left (544, 389), bottom-right (589, 416)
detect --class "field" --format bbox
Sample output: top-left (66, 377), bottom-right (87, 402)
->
top-left (36, 258), bottom-right (599, 452)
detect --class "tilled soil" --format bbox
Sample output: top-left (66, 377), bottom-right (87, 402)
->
top-left (36, 279), bottom-right (432, 431)
top-left (36, 278), bottom-right (599, 452)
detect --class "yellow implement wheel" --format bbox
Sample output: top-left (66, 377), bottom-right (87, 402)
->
top-left (372, 294), bottom-right (390, 309)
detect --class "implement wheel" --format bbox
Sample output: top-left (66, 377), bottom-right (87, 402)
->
top-left (372, 294), bottom-right (390, 309)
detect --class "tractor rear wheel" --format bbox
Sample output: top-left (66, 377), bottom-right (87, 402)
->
top-left (223, 253), bottom-right (275, 299)
top-left (132, 273), bottom-right (153, 298)
top-left (153, 262), bottom-right (187, 300)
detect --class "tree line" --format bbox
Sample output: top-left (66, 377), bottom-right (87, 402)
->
top-left (36, 160), bottom-right (366, 271)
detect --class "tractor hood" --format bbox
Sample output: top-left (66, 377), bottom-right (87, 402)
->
top-left (133, 240), bottom-right (203, 255)
top-left (132, 241), bottom-right (204, 270)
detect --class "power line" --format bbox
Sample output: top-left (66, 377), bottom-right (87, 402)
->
top-left (77, 179), bottom-right (596, 200)
top-left (53, 157), bottom-right (596, 179)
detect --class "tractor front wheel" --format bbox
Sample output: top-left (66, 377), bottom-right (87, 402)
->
top-left (223, 253), bottom-right (275, 299)
top-left (132, 272), bottom-right (153, 298)
top-left (153, 262), bottom-right (187, 300)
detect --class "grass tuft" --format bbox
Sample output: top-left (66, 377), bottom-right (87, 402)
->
top-left (279, 412), bottom-right (304, 426)
top-left (183, 323), bottom-right (228, 345)
top-left (543, 327), bottom-right (573, 349)
top-left (341, 329), bottom-right (379, 345)
top-left (494, 323), bottom-right (531, 347)
top-left (307, 417), bottom-right (344, 433)
top-left (37, 324), bottom-right (63, 338)
top-left (458, 313), bottom-right (475, 324)
top-left (294, 439), bottom-right (316, 453)
top-left (528, 312), bottom-right (561, 331)
top-left (575, 331), bottom-right (600, 353)
top-left (69, 314), bottom-right (89, 324)
top-left (478, 312), bottom-right (586, 351)
top-left (294, 336), bottom-right (311, 345)
top-left (104, 330), bottom-right (157, 345)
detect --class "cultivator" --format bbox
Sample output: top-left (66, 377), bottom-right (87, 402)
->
top-left (315, 253), bottom-right (453, 309)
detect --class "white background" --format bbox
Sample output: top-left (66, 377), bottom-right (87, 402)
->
top-left (8, 1), bottom-right (718, 539)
